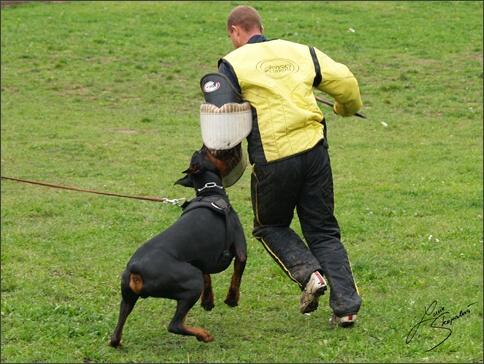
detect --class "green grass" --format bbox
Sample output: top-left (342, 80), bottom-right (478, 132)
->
top-left (1, 1), bottom-right (482, 362)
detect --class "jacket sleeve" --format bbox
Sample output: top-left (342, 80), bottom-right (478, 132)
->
top-left (313, 48), bottom-right (363, 117)
top-left (218, 58), bottom-right (242, 94)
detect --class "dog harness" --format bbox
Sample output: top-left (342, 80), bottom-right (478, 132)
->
top-left (181, 195), bottom-right (231, 214)
top-left (181, 195), bottom-right (241, 261)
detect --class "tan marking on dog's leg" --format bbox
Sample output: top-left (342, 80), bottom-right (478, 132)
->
top-left (129, 273), bottom-right (143, 295)
top-left (201, 274), bottom-right (215, 311)
top-left (108, 338), bottom-right (124, 347)
top-left (181, 315), bottom-right (214, 342)
top-left (225, 255), bottom-right (246, 307)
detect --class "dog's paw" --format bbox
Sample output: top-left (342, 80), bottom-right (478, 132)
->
top-left (201, 299), bottom-right (215, 311)
top-left (224, 290), bottom-right (239, 307)
top-left (224, 287), bottom-right (240, 307)
top-left (196, 332), bottom-right (214, 342)
top-left (224, 297), bottom-right (239, 307)
top-left (108, 338), bottom-right (124, 348)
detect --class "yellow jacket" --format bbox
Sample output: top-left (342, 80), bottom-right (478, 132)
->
top-left (222, 38), bottom-right (362, 163)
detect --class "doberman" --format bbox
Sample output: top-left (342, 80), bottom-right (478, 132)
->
top-left (109, 146), bottom-right (247, 346)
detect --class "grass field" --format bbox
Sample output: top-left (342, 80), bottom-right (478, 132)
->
top-left (1, 1), bottom-right (482, 363)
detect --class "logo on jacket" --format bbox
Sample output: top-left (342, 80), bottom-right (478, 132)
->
top-left (203, 81), bottom-right (221, 93)
top-left (256, 58), bottom-right (299, 79)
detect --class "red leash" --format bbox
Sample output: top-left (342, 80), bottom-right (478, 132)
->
top-left (1, 176), bottom-right (185, 204)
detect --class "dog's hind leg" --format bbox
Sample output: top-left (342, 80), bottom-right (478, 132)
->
top-left (168, 266), bottom-right (213, 342)
top-left (200, 274), bottom-right (215, 311)
top-left (168, 301), bottom-right (214, 342)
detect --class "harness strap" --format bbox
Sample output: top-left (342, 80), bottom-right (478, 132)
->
top-left (181, 196), bottom-right (233, 250)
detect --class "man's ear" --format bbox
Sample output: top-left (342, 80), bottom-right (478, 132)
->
top-left (229, 25), bottom-right (239, 35)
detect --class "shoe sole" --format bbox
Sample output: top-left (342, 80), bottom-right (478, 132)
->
top-left (329, 314), bottom-right (357, 327)
top-left (338, 321), bottom-right (355, 328)
top-left (300, 285), bottom-right (327, 314)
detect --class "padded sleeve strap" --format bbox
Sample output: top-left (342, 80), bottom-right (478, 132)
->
top-left (309, 46), bottom-right (322, 87)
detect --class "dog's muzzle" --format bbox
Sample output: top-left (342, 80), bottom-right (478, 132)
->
top-left (207, 143), bottom-right (247, 188)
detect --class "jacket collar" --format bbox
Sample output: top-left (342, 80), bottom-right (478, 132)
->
top-left (247, 34), bottom-right (268, 44)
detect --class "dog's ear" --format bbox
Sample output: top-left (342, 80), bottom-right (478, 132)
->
top-left (174, 174), bottom-right (193, 187)
top-left (174, 162), bottom-right (201, 187)
top-left (182, 165), bottom-right (201, 175)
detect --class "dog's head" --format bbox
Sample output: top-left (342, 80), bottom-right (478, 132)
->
top-left (174, 146), bottom-right (228, 188)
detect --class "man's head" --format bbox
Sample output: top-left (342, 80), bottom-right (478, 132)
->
top-left (226, 5), bottom-right (264, 48)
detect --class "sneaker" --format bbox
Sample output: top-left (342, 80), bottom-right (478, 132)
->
top-left (329, 313), bottom-right (357, 327)
top-left (300, 271), bottom-right (327, 314)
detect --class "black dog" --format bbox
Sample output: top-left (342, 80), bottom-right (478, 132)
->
top-left (109, 147), bottom-right (247, 346)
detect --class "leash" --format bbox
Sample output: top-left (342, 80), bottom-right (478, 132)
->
top-left (1, 176), bottom-right (186, 205)
top-left (315, 96), bottom-right (367, 119)
top-left (3, 97), bottom-right (362, 204)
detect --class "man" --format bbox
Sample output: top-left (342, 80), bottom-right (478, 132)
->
top-left (217, 5), bottom-right (362, 327)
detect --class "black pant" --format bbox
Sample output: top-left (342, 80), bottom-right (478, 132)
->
top-left (251, 142), bottom-right (362, 316)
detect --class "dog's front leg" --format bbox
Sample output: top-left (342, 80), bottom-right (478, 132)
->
top-left (224, 254), bottom-right (246, 307)
top-left (225, 217), bottom-right (247, 307)
top-left (200, 274), bottom-right (215, 311)
top-left (109, 295), bottom-right (138, 347)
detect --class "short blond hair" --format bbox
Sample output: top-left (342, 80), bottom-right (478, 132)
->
top-left (227, 5), bottom-right (263, 32)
